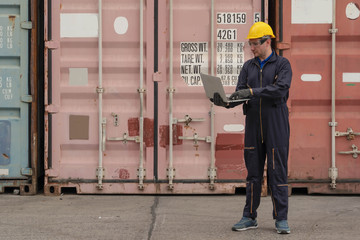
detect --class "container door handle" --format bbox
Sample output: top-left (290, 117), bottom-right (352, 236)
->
top-left (338, 144), bottom-right (360, 159)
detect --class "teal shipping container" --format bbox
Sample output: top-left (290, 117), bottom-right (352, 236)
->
top-left (0, 0), bottom-right (41, 195)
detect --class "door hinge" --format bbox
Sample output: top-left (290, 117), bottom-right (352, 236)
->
top-left (45, 40), bottom-right (60, 50)
top-left (277, 42), bottom-right (291, 50)
top-left (45, 104), bottom-right (59, 114)
top-left (21, 168), bottom-right (33, 176)
top-left (21, 21), bottom-right (33, 30)
top-left (21, 95), bottom-right (33, 103)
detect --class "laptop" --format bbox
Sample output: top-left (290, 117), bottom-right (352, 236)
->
top-left (199, 73), bottom-right (250, 103)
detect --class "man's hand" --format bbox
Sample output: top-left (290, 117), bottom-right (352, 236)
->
top-left (212, 92), bottom-right (228, 107)
top-left (229, 89), bottom-right (252, 100)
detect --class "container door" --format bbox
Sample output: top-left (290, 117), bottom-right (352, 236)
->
top-left (44, 0), bottom-right (154, 194)
top-left (157, 0), bottom-right (265, 193)
top-left (0, 0), bottom-right (31, 191)
top-left (279, 0), bottom-right (360, 193)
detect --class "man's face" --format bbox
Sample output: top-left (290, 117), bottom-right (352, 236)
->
top-left (248, 38), bottom-right (269, 59)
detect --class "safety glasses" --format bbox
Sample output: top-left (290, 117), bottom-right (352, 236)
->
top-left (248, 37), bottom-right (269, 47)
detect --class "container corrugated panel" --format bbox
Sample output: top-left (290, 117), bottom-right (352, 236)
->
top-left (279, 0), bottom-right (360, 194)
top-left (157, 0), bottom-right (265, 193)
top-left (44, 0), bottom-right (265, 195)
top-left (44, 0), bottom-right (155, 194)
top-left (0, 0), bottom-right (34, 194)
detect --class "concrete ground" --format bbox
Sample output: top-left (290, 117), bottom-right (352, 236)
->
top-left (0, 193), bottom-right (359, 240)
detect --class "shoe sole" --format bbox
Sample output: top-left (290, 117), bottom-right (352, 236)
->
top-left (277, 229), bottom-right (290, 234)
top-left (232, 225), bottom-right (258, 231)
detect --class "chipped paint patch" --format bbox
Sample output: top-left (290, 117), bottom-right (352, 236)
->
top-left (128, 118), bottom-right (154, 147)
top-left (159, 125), bottom-right (183, 148)
top-left (215, 133), bottom-right (247, 179)
top-left (114, 168), bottom-right (130, 179)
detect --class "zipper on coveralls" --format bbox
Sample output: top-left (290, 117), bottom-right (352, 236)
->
top-left (259, 69), bottom-right (264, 143)
top-left (272, 148), bottom-right (275, 170)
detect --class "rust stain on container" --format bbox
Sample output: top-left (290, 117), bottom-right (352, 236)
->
top-left (215, 133), bottom-right (246, 179)
top-left (114, 168), bottom-right (130, 179)
top-left (8, 15), bottom-right (16, 29)
top-left (128, 118), bottom-right (154, 147)
top-left (159, 124), bottom-right (183, 147)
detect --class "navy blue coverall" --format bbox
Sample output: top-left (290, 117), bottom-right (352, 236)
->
top-left (233, 51), bottom-right (292, 221)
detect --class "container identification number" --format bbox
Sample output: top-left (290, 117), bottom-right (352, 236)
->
top-left (0, 77), bottom-right (13, 100)
top-left (217, 29), bottom-right (237, 41)
top-left (0, 26), bottom-right (14, 49)
top-left (217, 12), bottom-right (247, 24)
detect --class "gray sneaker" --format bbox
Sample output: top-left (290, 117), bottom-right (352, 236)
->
top-left (232, 217), bottom-right (258, 231)
top-left (275, 220), bottom-right (291, 234)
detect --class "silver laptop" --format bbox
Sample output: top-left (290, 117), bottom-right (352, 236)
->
top-left (199, 73), bottom-right (249, 103)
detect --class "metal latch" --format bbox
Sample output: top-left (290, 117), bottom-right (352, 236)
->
top-left (335, 128), bottom-right (360, 140)
top-left (174, 114), bottom-right (205, 126)
top-left (338, 144), bottom-right (360, 159)
top-left (107, 133), bottom-right (139, 144)
top-left (178, 133), bottom-right (211, 145)
top-left (21, 21), bottom-right (33, 29)
top-left (111, 113), bottom-right (119, 126)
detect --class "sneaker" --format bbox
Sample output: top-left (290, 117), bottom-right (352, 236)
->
top-left (275, 220), bottom-right (291, 234)
top-left (232, 217), bottom-right (258, 231)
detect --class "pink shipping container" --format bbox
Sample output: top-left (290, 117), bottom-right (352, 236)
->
top-left (277, 0), bottom-right (360, 194)
top-left (44, 0), bottom-right (265, 195)
top-left (44, 0), bottom-right (360, 195)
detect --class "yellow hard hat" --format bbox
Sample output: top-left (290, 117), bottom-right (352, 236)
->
top-left (247, 22), bottom-right (276, 39)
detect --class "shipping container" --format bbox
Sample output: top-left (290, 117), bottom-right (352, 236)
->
top-left (44, 0), bottom-right (360, 195)
top-left (275, 0), bottom-right (360, 194)
top-left (44, 0), bottom-right (265, 195)
top-left (0, 0), bottom-right (41, 195)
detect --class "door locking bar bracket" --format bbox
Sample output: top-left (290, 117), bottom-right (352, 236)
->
top-left (174, 115), bottom-right (205, 126)
top-left (167, 168), bottom-right (175, 190)
top-left (137, 167), bottom-right (146, 190)
top-left (335, 128), bottom-right (360, 140)
top-left (208, 167), bottom-right (217, 190)
top-left (338, 144), bottom-right (360, 159)
top-left (137, 88), bottom-right (146, 93)
top-left (107, 133), bottom-right (139, 144)
top-left (178, 133), bottom-right (211, 145)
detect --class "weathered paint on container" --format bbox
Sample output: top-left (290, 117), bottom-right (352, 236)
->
top-left (44, 0), bottom-right (155, 194)
top-left (0, 0), bottom-right (39, 195)
top-left (44, 0), bottom-right (266, 195)
top-left (277, 0), bottom-right (360, 194)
